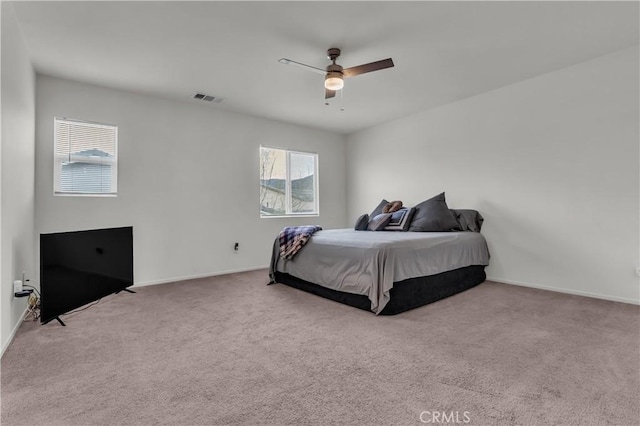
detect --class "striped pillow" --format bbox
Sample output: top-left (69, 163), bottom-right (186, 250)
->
top-left (384, 207), bottom-right (416, 231)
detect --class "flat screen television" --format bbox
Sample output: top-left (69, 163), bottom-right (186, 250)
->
top-left (40, 226), bottom-right (133, 325)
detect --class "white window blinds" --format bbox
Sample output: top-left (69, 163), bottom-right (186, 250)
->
top-left (54, 118), bottom-right (118, 195)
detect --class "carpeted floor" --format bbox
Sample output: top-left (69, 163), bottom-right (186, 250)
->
top-left (1, 269), bottom-right (638, 425)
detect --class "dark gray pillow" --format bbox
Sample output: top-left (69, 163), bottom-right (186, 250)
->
top-left (354, 214), bottom-right (369, 231)
top-left (368, 213), bottom-right (393, 231)
top-left (370, 199), bottom-right (389, 218)
top-left (408, 192), bottom-right (460, 232)
top-left (451, 209), bottom-right (484, 232)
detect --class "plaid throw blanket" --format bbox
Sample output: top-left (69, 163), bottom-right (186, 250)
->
top-left (279, 225), bottom-right (322, 260)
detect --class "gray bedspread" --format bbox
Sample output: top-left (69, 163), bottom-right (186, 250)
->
top-left (270, 229), bottom-right (490, 314)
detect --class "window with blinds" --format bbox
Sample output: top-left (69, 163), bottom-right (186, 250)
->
top-left (54, 118), bottom-right (118, 196)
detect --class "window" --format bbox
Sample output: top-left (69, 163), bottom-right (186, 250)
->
top-left (260, 146), bottom-right (318, 217)
top-left (54, 117), bottom-right (118, 196)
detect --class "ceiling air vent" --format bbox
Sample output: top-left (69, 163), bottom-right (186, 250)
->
top-left (193, 93), bottom-right (224, 103)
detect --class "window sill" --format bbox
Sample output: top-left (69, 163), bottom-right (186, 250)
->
top-left (54, 192), bottom-right (117, 197)
top-left (260, 214), bottom-right (319, 219)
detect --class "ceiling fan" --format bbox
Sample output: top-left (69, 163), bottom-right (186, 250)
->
top-left (278, 48), bottom-right (394, 100)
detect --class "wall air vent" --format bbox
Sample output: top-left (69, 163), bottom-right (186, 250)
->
top-left (193, 93), bottom-right (224, 103)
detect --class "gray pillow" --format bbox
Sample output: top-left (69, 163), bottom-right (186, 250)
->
top-left (408, 192), bottom-right (460, 232)
top-left (368, 213), bottom-right (393, 231)
top-left (354, 214), bottom-right (369, 231)
top-left (370, 199), bottom-right (389, 218)
top-left (451, 209), bottom-right (484, 232)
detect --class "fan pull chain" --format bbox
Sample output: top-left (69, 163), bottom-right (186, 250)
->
top-left (323, 87), bottom-right (344, 110)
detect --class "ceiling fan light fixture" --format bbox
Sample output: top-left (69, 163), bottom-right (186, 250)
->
top-left (324, 72), bottom-right (344, 91)
top-left (278, 48), bottom-right (393, 100)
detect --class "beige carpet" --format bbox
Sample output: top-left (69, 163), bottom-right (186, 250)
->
top-left (1, 269), bottom-right (638, 425)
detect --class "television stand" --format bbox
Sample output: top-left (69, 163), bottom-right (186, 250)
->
top-left (116, 288), bottom-right (136, 294)
top-left (42, 316), bottom-right (66, 326)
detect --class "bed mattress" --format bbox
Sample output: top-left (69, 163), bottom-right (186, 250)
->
top-left (270, 229), bottom-right (490, 314)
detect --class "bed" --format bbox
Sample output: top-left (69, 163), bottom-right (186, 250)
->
top-left (269, 228), bottom-right (490, 315)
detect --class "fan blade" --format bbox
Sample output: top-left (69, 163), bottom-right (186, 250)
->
top-left (278, 58), bottom-right (326, 75)
top-left (325, 88), bottom-right (336, 99)
top-left (343, 58), bottom-right (394, 78)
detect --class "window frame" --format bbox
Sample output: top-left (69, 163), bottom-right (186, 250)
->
top-left (53, 117), bottom-right (118, 197)
top-left (259, 145), bottom-right (319, 218)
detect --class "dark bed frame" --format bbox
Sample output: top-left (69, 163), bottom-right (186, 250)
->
top-left (272, 265), bottom-right (486, 315)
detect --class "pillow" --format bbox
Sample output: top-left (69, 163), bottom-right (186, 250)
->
top-left (382, 201), bottom-right (403, 213)
top-left (383, 207), bottom-right (416, 231)
top-left (408, 192), bottom-right (460, 232)
top-left (368, 213), bottom-right (393, 231)
top-left (354, 214), bottom-right (369, 231)
top-left (451, 209), bottom-right (484, 232)
top-left (370, 199), bottom-right (389, 218)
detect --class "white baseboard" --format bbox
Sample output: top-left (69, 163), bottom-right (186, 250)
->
top-left (1, 307), bottom-right (29, 359)
top-left (486, 276), bottom-right (640, 305)
top-left (133, 265), bottom-right (269, 288)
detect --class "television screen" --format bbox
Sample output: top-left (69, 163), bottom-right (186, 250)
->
top-left (40, 226), bottom-right (133, 325)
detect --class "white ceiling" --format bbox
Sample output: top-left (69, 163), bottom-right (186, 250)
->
top-left (11, 1), bottom-right (639, 135)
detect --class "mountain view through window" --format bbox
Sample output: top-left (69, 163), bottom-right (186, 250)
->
top-left (260, 147), bottom-right (318, 217)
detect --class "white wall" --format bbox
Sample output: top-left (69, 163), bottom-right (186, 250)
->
top-left (35, 76), bottom-right (347, 286)
top-left (347, 47), bottom-right (639, 304)
top-left (1, 2), bottom-right (36, 354)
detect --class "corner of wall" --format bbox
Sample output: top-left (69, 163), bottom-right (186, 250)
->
top-left (1, 1), bottom-right (37, 355)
